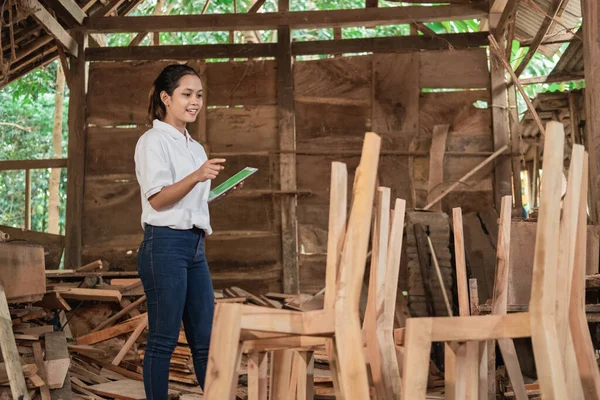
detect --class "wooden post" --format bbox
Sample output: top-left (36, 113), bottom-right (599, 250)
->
top-left (65, 31), bottom-right (88, 269)
top-left (581, 0), bottom-right (600, 222)
top-left (277, 24), bottom-right (299, 294)
top-left (489, 17), bottom-right (513, 213)
top-left (508, 86), bottom-right (523, 212)
top-left (25, 168), bottom-right (31, 230)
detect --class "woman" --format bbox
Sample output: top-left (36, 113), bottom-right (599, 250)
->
top-left (134, 64), bottom-right (231, 398)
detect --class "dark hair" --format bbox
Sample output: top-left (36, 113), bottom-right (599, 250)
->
top-left (147, 64), bottom-right (201, 124)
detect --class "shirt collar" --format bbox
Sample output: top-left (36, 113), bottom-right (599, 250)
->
top-left (153, 119), bottom-right (191, 141)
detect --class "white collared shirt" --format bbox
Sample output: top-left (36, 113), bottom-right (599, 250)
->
top-left (134, 119), bottom-right (212, 234)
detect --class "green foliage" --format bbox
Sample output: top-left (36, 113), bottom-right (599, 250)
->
top-left (0, 61), bottom-right (68, 233)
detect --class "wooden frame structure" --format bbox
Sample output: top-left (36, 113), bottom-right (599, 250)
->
top-left (401, 121), bottom-right (600, 399)
top-left (204, 132), bottom-right (381, 399)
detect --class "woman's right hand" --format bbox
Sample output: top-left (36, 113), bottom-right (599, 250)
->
top-left (195, 158), bottom-right (226, 182)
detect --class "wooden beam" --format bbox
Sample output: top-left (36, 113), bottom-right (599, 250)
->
top-left (518, 71), bottom-right (585, 85)
top-left (422, 144), bottom-right (510, 211)
top-left (64, 31), bottom-right (87, 269)
top-left (87, 31), bottom-right (489, 61)
top-left (520, 32), bottom-right (580, 46)
top-left (582, 0), bottom-right (600, 223)
top-left (0, 159), bottom-right (68, 171)
top-left (514, 0), bottom-right (567, 77)
top-left (55, 0), bottom-right (86, 24)
top-left (0, 285), bottom-right (30, 400)
top-left (277, 25), bottom-right (299, 294)
top-left (23, 0), bottom-right (78, 56)
top-left (489, 35), bottom-right (546, 137)
top-left (82, 4), bottom-right (488, 33)
top-left (249, 0), bottom-right (267, 13)
top-left (489, 21), bottom-right (513, 213)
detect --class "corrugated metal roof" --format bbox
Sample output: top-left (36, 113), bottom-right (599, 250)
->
top-left (515, 0), bottom-right (581, 58)
top-left (549, 23), bottom-right (584, 77)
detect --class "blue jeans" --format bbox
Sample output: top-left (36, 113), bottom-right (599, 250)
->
top-left (137, 225), bottom-right (214, 399)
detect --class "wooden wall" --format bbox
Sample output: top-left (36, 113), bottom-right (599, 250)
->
top-left (83, 48), bottom-right (492, 294)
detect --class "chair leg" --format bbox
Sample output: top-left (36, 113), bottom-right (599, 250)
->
top-left (326, 338), bottom-right (345, 399)
top-left (270, 349), bottom-right (294, 400)
top-left (530, 314), bottom-right (569, 398)
top-left (335, 310), bottom-right (371, 399)
top-left (478, 341), bottom-right (489, 400)
top-left (379, 329), bottom-right (401, 400)
top-left (248, 352), bottom-right (268, 400)
top-left (445, 342), bottom-right (458, 400)
top-left (497, 339), bottom-right (528, 400)
top-left (401, 318), bottom-right (432, 400)
top-left (295, 351), bottom-right (315, 400)
top-left (204, 304), bottom-right (243, 400)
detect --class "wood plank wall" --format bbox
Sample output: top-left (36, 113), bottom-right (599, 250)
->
top-left (84, 48), bottom-right (492, 294)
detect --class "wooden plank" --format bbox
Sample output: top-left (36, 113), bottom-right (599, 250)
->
top-left (582, 0), bottom-right (600, 222)
top-left (84, 5), bottom-right (489, 32)
top-left (426, 125), bottom-right (449, 212)
top-left (23, 0), bottom-right (78, 56)
top-left (87, 379), bottom-right (175, 400)
top-left (87, 32), bottom-right (490, 61)
top-left (32, 342), bottom-right (51, 400)
top-left (204, 304), bottom-right (243, 398)
top-left (335, 132), bottom-right (380, 399)
top-left (76, 315), bottom-right (147, 345)
top-left (488, 34), bottom-right (513, 213)
top-left (0, 243), bottom-right (46, 302)
top-left (45, 359), bottom-right (71, 389)
top-left (112, 314), bottom-right (148, 365)
top-left (0, 226), bottom-right (63, 270)
top-left (0, 285), bottom-right (30, 400)
top-left (91, 295), bottom-right (146, 333)
top-left (570, 151), bottom-right (600, 398)
top-left (87, 61), bottom-right (198, 125)
top-left (420, 48), bottom-right (489, 89)
top-left (373, 53), bottom-right (419, 135)
top-left (278, 25), bottom-right (298, 294)
top-left (206, 60), bottom-right (276, 106)
top-left (0, 158), bottom-right (67, 171)
top-left (45, 331), bottom-right (72, 399)
top-left (64, 31), bottom-right (87, 269)
top-left (87, 42), bottom-right (277, 61)
top-left (365, 188), bottom-right (391, 400)
top-left (59, 288), bottom-right (122, 302)
top-left (492, 197), bottom-right (528, 400)
top-left (528, 122), bottom-right (568, 398)
top-left (207, 106), bottom-right (278, 152)
top-left (35, 292), bottom-right (71, 311)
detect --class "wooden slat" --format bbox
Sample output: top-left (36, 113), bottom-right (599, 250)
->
top-left (84, 5), bottom-right (488, 32)
top-left (373, 53), bottom-right (419, 135)
top-left (64, 31), bottom-right (87, 269)
top-left (87, 61), bottom-right (198, 125)
top-left (45, 331), bottom-right (72, 399)
top-left (206, 60), bottom-right (276, 106)
top-left (76, 315), bottom-right (146, 345)
top-left (278, 25), bottom-right (298, 294)
top-left (0, 285), bottom-right (30, 400)
top-left (426, 125), bottom-right (449, 212)
top-left (207, 106), bottom-right (278, 152)
top-left (86, 32), bottom-right (490, 61)
top-left (419, 48), bottom-right (489, 89)
top-left (582, 0), bottom-right (600, 222)
top-left (0, 159), bottom-right (67, 171)
top-left (0, 243), bottom-right (46, 302)
top-left (528, 122), bottom-right (568, 398)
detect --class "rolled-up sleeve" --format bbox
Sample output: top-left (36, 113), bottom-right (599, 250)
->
top-left (135, 134), bottom-right (173, 199)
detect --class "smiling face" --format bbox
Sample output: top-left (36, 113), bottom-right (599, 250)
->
top-left (160, 74), bottom-right (203, 131)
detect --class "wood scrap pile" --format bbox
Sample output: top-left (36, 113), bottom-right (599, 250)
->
top-left (2, 262), bottom-right (348, 399)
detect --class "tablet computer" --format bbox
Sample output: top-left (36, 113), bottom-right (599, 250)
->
top-left (208, 167), bottom-right (258, 203)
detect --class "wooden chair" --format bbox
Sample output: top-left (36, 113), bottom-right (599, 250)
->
top-left (401, 121), bottom-right (600, 399)
top-left (362, 188), bottom-right (405, 400)
top-left (204, 132), bottom-right (380, 399)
